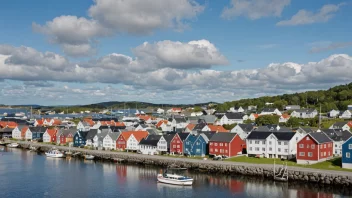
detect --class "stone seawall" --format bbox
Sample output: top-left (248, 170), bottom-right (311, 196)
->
top-left (13, 142), bottom-right (352, 186)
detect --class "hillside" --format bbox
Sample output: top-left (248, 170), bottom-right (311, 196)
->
top-left (216, 82), bottom-right (352, 112)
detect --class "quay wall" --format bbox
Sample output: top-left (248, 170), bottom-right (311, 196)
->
top-left (13, 142), bottom-right (352, 186)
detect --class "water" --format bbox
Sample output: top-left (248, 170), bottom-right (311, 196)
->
top-left (0, 147), bottom-right (350, 198)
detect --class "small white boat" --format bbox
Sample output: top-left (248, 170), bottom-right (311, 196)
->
top-left (85, 155), bottom-right (95, 160)
top-left (157, 173), bottom-right (193, 186)
top-left (45, 150), bottom-right (65, 158)
top-left (7, 143), bottom-right (19, 148)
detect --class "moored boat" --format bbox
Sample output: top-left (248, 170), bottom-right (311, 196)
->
top-left (7, 143), bottom-right (19, 148)
top-left (45, 149), bottom-right (65, 158)
top-left (84, 155), bottom-right (95, 160)
top-left (0, 141), bottom-right (7, 145)
top-left (157, 172), bottom-right (193, 186)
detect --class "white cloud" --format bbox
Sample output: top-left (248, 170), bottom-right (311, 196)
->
top-left (221, 0), bottom-right (291, 20)
top-left (277, 3), bottom-right (346, 26)
top-left (33, 0), bottom-right (204, 56)
top-left (1, 43), bottom-right (352, 104)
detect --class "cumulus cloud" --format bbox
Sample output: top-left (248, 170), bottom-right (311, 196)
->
top-left (221, 0), bottom-right (291, 20)
top-left (277, 3), bottom-right (346, 26)
top-left (33, 0), bottom-right (204, 56)
top-left (1, 43), bottom-right (352, 104)
top-left (309, 41), bottom-right (352, 53)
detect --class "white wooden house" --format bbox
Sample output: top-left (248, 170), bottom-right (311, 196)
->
top-left (217, 113), bottom-right (248, 125)
top-left (102, 132), bottom-right (120, 150)
top-left (229, 106), bottom-right (244, 113)
top-left (246, 131), bottom-right (302, 159)
top-left (279, 114), bottom-right (290, 123)
top-left (249, 113), bottom-right (259, 121)
top-left (328, 110), bottom-right (340, 118)
top-left (230, 124), bottom-right (255, 139)
top-left (77, 121), bottom-right (90, 132)
top-left (329, 122), bottom-right (351, 131)
top-left (12, 127), bottom-right (23, 139)
top-left (138, 135), bottom-right (167, 155)
top-left (260, 108), bottom-right (282, 116)
top-left (340, 110), bottom-right (352, 119)
top-left (290, 109), bottom-right (318, 119)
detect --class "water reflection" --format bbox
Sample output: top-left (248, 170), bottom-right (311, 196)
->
top-left (0, 149), bottom-right (351, 198)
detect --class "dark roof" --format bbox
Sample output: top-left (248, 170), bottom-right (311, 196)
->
top-left (321, 129), bottom-right (352, 142)
top-left (293, 109), bottom-right (316, 113)
top-left (246, 131), bottom-right (272, 140)
top-left (0, 128), bottom-right (13, 133)
top-left (198, 131), bottom-right (216, 140)
top-left (309, 132), bottom-right (332, 144)
top-left (146, 129), bottom-right (159, 135)
top-left (178, 133), bottom-right (190, 141)
top-left (92, 118), bottom-right (118, 122)
top-left (174, 117), bottom-right (187, 123)
top-left (272, 132), bottom-right (295, 141)
top-left (29, 127), bottom-right (48, 132)
top-left (210, 133), bottom-right (237, 142)
top-left (254, 126), bottom-right (270, 132)
top-left (146, 135), bottom-right (162, 141)
top-left (225, 113), bottom-right (245, 119)
top-left (86, 129), bottom-right (98, 140)
top-left (332, 122), bottom-right (349, 129)
top-left (163, 133), bottom-right (176, 144)
top-left (298, 127), bottom-right (316, 133)
top-left (108, 132), bottom-right (120, 140)
top-left (139, 138), bottom-right (159, 146)
top-left (193, 123), bottom-right (207, 131)
top-left (262, 108), bottom-right (277, 112)
top-left (61, 128), bottom-right (77, 136)
top-left (76, 131), bottom-right (88, 139)
top-left (238, 124), bottom-right (255, 132)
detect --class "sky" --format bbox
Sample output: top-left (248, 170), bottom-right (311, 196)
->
top-left (0, 0), bottom-right (352, 106)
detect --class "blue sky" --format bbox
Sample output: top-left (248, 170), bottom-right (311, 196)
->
top-left (0, 0), bottom-right (352, 105)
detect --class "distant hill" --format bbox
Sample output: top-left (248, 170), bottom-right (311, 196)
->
top-left (215, 82), bottom-right (352, 113)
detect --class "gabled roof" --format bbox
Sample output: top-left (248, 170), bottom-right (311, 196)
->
top-left (298, 127), bottom-right (316, 133)
top-left (156, 120), bottom-right (168, 128)
top-left (107, 132), bottom-right (120, 141)
top-left (281, 114), bottom-right (290, 119)
top-left (272, 132), bottom-right (296, 141)
top-left (331, 122), bottom-right (349, 129)
top-left (163, 133), bottom-right (176, 144)
top-left (321, 129), bottom-right (352, 142)
top-left (120, 131), bottom-right (148, 142)
top-left (261, 108), bottom-right (278, 112)
top-left (225, 113), bottom-right (245, 119)
top-left (52, 119), bottom-right (62, 125)
top-left (60, 128), bottom-right (77, 137)
top-left (0, 121), bottom-right (18, 128)
top-left (174, 117), bottom-right (187, 123)
top-left (246, 131), bottom-right (272, 140)
top-left (308, 132), bottom-right (333, 144)
top-left (207, 125), bottom-right (229, 133)
top-left (21, 127), bottom-right (28, 137)
top-left (146, 128), bottom-right (159, 135)
top-left (178, 133), bottom-right (190, 141)
top-left (237, 124), bottom-right (255, 133)
top-left (198, 133), bottom-right (210, 143)
top-left (29, 127), bottom-right (48, 133)
top-left (138, 115), bottom-right (151, 121)
top-left (76, 131), bottom-right (89, 139)
top-left (198, 131), bottom-right (216, 140)
top-left (86, 129), bottom-right (98, 140)
top-left (146, 134), bottom-right (162, 141)
top-left (210, 133), bottom-right (237, 142)
top-left (139, 138), bottom-right (159, 146)
top-left (199, 115), bottom-right (217, 123)
top-left (186, 123), bottom-right (196, 131)
top-left (193, 123), bottom-right (207, 131)
top-left (46, 129), bottom-right (57, 137)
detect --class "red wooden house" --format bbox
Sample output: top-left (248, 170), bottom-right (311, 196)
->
top-left (209, 133), bottom-right (245, 157)
top-left (296, 132), bottom-right (333, 165)
top-left (170, 133), bottom-right (190, 154)
top-left (58, 129), bottom-right (76, 144)
top-left (116, 132), bottom-right (133, 150)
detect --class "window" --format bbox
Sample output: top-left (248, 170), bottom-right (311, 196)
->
top-left (307, 144), bottom-right (310, 148)
top-left (262, 141), bottom-right (265, 144)
top-left (220, 149), bottom-right (224, 153)
top-left (299, 144), bottom-right (304, 148)
top-left (306, 137), bottom-right (309, 140)
top-left (284, 149), bottom-right (288, 153)
top-left (215, 149), bottom-right (218, 152)
top-left (215, 143), bottom-right (218, 146)
top-left (177, 145), bottom-right (180, 148)
top-left (255, 147), bottom-right (259, 151)
top-left (250, 140), bottom-right (252, 144)
top-left (269, 141), bottom-right (272, 145)
top-left (249, 147), bottom-right (252, 151)
top-left (210, 148), bottom-right (213, 152)
top-left (278, 148), bottom-right (281, 152)
top-left (225, 150), bottom-right (228, 153)
top-left (324, 152), bottom-right (326, 156)
top-left (210, 142), bottom-right (213, 145)
top-left (320, 145), bottom-right (322, 149)
top-left (255, 141), bottom-right (259, 144)
top-left (308, 152), bottom-right (312, 157)
top-left (225, 143), bottom-right (228, 146)
top-left (299, 152), bottom-right (305, 156)
top-left (173, 145), bottom-right (176, 148)
top-left (347, 152), bottom-right (350, 158)
top-left (328, 152), bottom-right (330, 156)
top-left (269, 147), bottom-right (272, 151)
top-left (262, 148), bottom-right (265, 151)
top-left (278, 141), bottom-right (281, 145)
top-left (284, 142), bottom-right (288, 145)
top-left (324, 144), bottom-right (326, 148)
top-left (311, 145), bottom-right (315, 149)
top-left (349, 144), bottom-right (352, 149)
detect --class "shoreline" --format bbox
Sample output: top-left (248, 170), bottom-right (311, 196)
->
top-left (4, 141), bottom-right (352, 186)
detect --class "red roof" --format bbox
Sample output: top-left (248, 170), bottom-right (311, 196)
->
top-left (21, 127), bottom-right (28, 137)
top-left (84, 119), bottom-right (95, 126)
top-left (156, 120), bottom-right (167, 128)
top-left (0, 121), bottom-right (18, 128)
top-left (186, 123), bottom-right (196, 130)
top-left (52, 119), bottom-right (62, 125)
top-left (120, 131), bottom-right (149, 142)
top-left (172, 108), bottom-right (182, 112)
top-left (348, 121), bottom-right (352, 128)
top-left (36, 119), bottom-right (44, 126)
top-left (139, 115), bottom-right (151, 121)
top-left (46, 129), bottom-right (57, 137)
top-left (281, 114), bottom-right (290, 119)
top-left (252, 114), bottom-right (259, 118)
top-left (115, 122), bottom-right (125, 127)
top-left (208, 125), bottom-right (229, 133)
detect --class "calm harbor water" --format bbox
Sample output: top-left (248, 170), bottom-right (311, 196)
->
top-left (0, 147), bottom-right (350, 198)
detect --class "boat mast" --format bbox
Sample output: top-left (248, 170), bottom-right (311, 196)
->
top-left (319, 104), bottom-right (322, 129)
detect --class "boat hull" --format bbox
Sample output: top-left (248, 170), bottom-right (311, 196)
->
top-left (7, 143), bottom-right (19, 148)
top-left (157, 175), bottom-right (193, 186)
top-left (45, 153), bottom-right (65, 158)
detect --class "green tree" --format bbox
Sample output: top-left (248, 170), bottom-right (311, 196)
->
top-left (193, 106), bottom-right (203, 112)
top-left (255, 115), bottom-right (279, 126)
top-left (285, 117), bottom-right (301, 128)
top-left (223, 123), bottom-right (237, 130)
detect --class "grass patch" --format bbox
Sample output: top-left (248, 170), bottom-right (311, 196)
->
top-left (225, 156), bottom-right (352, 172)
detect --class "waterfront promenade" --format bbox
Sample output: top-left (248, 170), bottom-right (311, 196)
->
top-left (4, 141), bottom-right (352, 186)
